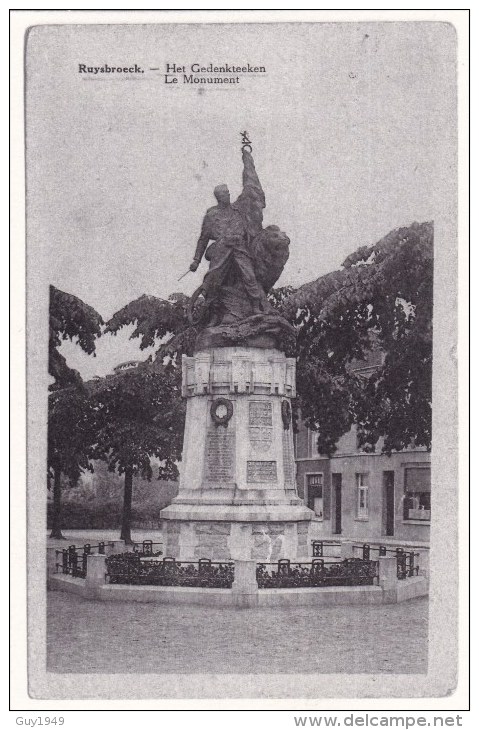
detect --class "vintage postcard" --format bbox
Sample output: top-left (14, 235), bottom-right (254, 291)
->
top-left (11, 9), bottom-right (469, 710)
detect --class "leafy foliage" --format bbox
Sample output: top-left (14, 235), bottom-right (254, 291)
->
top-left (280, 221), bottom-right (433, 456)
top-left (92, 364), bottom-right (185, 480)
top-left (267, 285), bottom-right (296, 310)
top-left (47, 385), bottom-right (98, 537)
top-left (91, 294), bottom-right (193, 540)
top-left (46, 499), bottom-right (170, 531)
top-left (91, 363), bottom-right (186, 542)
top-left (48, 386), bottom-right (96, 484)
top-left (104, 292), bottom-right (195, 360)
top-left (49, 285), bottom-right (103, 388)
top-left (104, 287), bottom-right (297, 364)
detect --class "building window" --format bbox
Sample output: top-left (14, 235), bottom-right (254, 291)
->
top-left (403, 467), bottom-right (431, 521)
top-left (306, 473), bottom-right (323, 519)
top-left (356, 473), bottom-right (369, 519)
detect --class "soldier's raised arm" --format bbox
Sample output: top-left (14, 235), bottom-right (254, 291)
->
top-left (234, 145), bottom-right (265, 238)
top-left (240, 148), bottom-right (265, 209)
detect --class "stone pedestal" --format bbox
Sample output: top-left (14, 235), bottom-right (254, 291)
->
top-left (378, 556), bottom-right (398, 590)
top-left (232, 559), bottom-right (259, 608)
top-left (160, 346), bottom-right (314, 560)
top-left (85, 553), bottom-right (107, 598)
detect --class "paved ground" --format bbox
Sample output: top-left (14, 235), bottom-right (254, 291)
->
top-left (47, 591), bottom-right (428, 675)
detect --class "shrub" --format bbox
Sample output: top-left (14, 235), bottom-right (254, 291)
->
top-left (47, 501), bottom-right (122, 530)
top-left (46, 499), bottom-right (168, 530)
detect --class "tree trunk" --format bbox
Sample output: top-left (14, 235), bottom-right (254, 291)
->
top-left (120, 467), bottom-right (134, 544)
top-left (49, 466), bottom-right (64, 539)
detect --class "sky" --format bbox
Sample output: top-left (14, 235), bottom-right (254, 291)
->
top-left (26, 22), bottom-right (456, 379)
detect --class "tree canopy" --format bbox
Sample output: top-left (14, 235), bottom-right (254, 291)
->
top-left (48, 286), bottom-right (104, 536)
top-left (104, 292), bottom-right (195, 361)
top-left (48, 386), bottom-right (97, 484)
top-left (47, 385), bottom-right (97, 537)
top-left (91, 363), bottom-right (185, 482)
top-left (90, 363), bottom-right (186, 542)
top-left (49, 285), bottom-right (103, 388)
top-left (281, 221), bottom-right (433, 456)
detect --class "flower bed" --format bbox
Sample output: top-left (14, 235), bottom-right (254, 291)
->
top-left (106, 554), bottom-right (234, 589)
top-left (256, 558), bottom-right (379, 589)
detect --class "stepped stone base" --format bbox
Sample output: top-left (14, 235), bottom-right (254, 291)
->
top-left (161, 517), bottom-right (311, 561)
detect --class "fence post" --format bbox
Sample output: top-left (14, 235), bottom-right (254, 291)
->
top-left (378, 556), bottom-right (398, 603)
top-left (46, 546), bottom-right (60, 590)
top-left (46, 546), bottom-right (58, 577)
top-left (85, 554), bottom-right (107, 598)
top-left (105, 540), bottom-right (126, 557)
top-left (232, 559), bottom-right (258, 608)
top-left (340, 541), bottom-right (354, 559)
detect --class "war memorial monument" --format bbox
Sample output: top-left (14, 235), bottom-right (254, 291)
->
top-left (160, 134), bottom-right (315, 561)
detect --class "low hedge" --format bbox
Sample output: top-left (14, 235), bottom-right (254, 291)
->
top-left (47, 501), bottom-right (165, 530)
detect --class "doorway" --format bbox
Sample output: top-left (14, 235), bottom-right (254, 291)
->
top-left (383, 471), bottom-right (395, 536)
top-left (332, 473), bottom-right (342, 534)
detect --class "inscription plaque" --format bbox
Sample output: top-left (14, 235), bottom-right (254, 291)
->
top-left (249, 426), bottom-right (273, 453)
top-left (204, 430), bottom-right (235, 482)
top-left (249, 401), bottom-right (272, 426)
top-left (247, 460), bottom-right (277, 483)
top-left (282, 430), bottom-right (295, 486)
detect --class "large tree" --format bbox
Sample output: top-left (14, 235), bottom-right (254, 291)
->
top-left (49, 285), bottom-right (103, 389)
top-left (97, 293), bottom-right (192, 542)
top-left (281, 221), bottom-right (433, 456)
top-left (91, 363), bottom-right (185, 544)
top-left (48, 286), bottom-right (103, 537)
top-left (48, 386), bottom-right (96, 538)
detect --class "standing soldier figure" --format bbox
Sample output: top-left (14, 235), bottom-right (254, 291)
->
top-left (189, 144), bottom-right (268, 317)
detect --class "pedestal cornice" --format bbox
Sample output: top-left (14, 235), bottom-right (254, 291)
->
top-left (181, 347), bottom-right (296, 398)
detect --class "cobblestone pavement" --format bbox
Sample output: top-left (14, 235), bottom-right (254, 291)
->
top-left (47, 591), bottom-right (428, 675)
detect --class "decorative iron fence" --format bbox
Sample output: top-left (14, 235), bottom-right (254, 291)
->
top-left (311, 540), bottom-right (341, 558)
top-left (311, 541), bottom-right (420, 580)
top-left (345, 544), bottom-right (421, 579)
top-left (396, 550), bottom-right (420, 580)
top-left (57, 545), bottom-right (88, 578)
top-left (355, 543), bottom-right (412, 559)
top-left (106, 554), bottom-right (234, 588)
top-left (132, 540), bottom-right (163, 557)
top-left (256, 558), bottom-right (379, 589)
top-left (55, 542), bottom-right (107, 578)
top-left (53, 542), bottom-right (419, 589)
top-left (82, 542), bottom-right (106, 555)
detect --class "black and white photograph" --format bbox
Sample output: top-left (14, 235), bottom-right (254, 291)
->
top-left (11, 9), bottom-right (468, 710)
